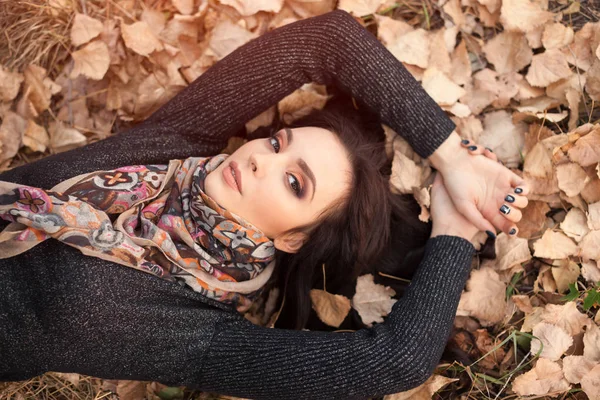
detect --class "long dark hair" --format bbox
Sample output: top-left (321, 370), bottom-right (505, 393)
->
top-left (249, 93), bottom-right (432, 330)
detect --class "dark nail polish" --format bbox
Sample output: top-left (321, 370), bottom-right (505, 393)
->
top-left (505, 195), bottom-right (515, 203)
top-left (500, 205), bottom-right (511, 215)
top-left (514, 187), bottom-right (523, 194)
top-left (485, 147), bottom-right (493, 152)
top-left (461, 139), bottom-right (469, 145)
top-left (468, 145), bottom-right (478, 151)
top-left (486, 230), bottom-right (496, 239)
top-left (509, 228), bottom-right (517, 235)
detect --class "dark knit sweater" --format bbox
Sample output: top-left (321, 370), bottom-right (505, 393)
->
top-left (0, 10), bottom-right (476, 400)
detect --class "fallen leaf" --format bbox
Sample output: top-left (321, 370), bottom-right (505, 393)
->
top-left (512, 358), bottom-right (571, 396)
top-left (541, 302), bottom-right (591, 336)
top-left (278, 83), bottom-right (329, 124)
top-left (450, 40), bottom-right (471, 85)
top-left (483, 232), bottom-right (531, 271)
top-left (526, 49), bottom-right (573, 87)
top-left (208, 19), bottom-right (258, 60)
top-left (351, 274), bottom-right (397, 327)
top-left (584, 322), bottom-right (600, 362)
top-left (533, 230), bottom-right (579, 259)
top-left (22, 119), bottom-right (49, 153)
top-left (0, 66), bottom-right (23, 102)
top-left (557, 163), bottom-right (591, 197)
top-left (0, 111), bottom-right (26, 162)
top-left (338, 0), bottom-right (386, 16)
top-left (542, 23), bottom-right (574, 50)
top-left (580, 230), bottom-right (600, 261)
top-left (70, 13), bottom-right (104, 47)
top-left (23, 64), bottom-right (61, 114)
top-left (582, 260), bottom-right (600, 284)
top-left (173, 0), bottom-right (195, 15)
top-left (457, 267), bottom-right (507, 326)
top-left (121, 21), bottom-right (164, 56)
top-left (530, 322), bottom-right (573, 361)
top-left (563, 355), bottom-right (596, 384)
top-left (422, 67), bottom-right (466, 106)
top-left (586, 60), bottom-right (600, 102)
top-left (383, 28), bottom-right (431, 69)
top-left (310, 289), bottom-right (351, 328)
top-left (384, 374), bottom-right (457, 400)
top-left (70, 40), bottom-right (110, 80)
top-left (478, 110), bottom-right (526, 168)
top-left (567, 126), bottom-right (600, 167)
top-left (50, 123), bottom-right (86, 153)
top-left (483, 31), bottom-right (532, 74)
top-left (116, 380), bottom-right (146, 400)
top-left (500, 0), bottom-right (554, 33)
top-left (580, 364), bottom-right (600, 400)
top-left (218, 0), bottom-right (284, 16)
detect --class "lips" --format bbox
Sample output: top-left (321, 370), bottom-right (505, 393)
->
top-left (223, 161), bottom-right (242, 194)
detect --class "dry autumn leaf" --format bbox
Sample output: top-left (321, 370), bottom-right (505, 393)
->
top-left (512, 358), bottom-right (571, 397)
top-left (351, 274), bottom-right (397, 327)
top-left (526, 49), bottom-right (573, 87)
top-left (384, 374), bottom-right (458, 400)
top-left (457, 267), bottom-right (507, 326)
top-left (121, 21), bottom-right (164, 56)
top-left (533, 229), bottom-right (579, 259)
top-left (70, 40), bottom-right (110, 80)
top-left (309, 289), bottom-right (352, 328)
top-left (0, 66), bottom-right (23, 102)
top-left (563, 355), bottom-right (596, 384)
top-left (70, 13), bottom-right (104, 47)
top-left (483, 31), bottom-right (532, 74)
top-left (500, 0), bottom-right (553, 33)
top-left (218, 0), bottom-right (284, 16)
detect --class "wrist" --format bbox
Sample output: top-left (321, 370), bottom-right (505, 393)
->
top-left (430, 224), bottom-right (469, 240)
top-left (428, 130), bottom-right (463, 172)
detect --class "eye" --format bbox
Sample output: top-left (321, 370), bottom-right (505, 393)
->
top-left (287, 173), bottom-right (302, 197)
top-left (269, 135), bottom-right (280, 153)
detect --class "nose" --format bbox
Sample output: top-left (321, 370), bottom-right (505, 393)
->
top-left (249, 152), bottom-right (277, 178)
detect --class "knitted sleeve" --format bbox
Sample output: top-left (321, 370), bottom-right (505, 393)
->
top-left (0, 9), bottom-right (455, 188)
top-left (190, 235), bottom-right (475, 399)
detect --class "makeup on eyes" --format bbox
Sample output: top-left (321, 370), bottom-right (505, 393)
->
top-left (270, 131), bottom-right (304, 198)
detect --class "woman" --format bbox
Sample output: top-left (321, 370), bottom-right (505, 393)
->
top-left (0, 9), bottom-right (528, 399)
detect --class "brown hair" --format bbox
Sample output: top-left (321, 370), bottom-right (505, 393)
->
top-left (250, 96), bottom-right (431, 330)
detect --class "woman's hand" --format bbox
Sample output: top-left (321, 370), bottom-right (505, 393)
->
top-left (428, 132), bottom-right (529, 237)
top-left (429, 172), bottom-right (479, 242)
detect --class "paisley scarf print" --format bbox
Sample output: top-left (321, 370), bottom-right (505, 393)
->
top-left (0, 155), bottom-right (276, 313)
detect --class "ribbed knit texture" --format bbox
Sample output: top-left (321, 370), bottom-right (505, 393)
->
top-left (0, 9), bottom-right (475, 399)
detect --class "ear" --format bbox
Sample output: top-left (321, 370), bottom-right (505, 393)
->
top-left (273, 231), bottom-right (308, 254)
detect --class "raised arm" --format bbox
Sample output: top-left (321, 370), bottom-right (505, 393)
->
top-left (188, 235), bottom-right (475, 399)
top-left (0, 9), bottom-right (455, 189)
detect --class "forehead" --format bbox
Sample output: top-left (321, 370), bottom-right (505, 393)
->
top-left (291, 126), bottom-right (352, 200)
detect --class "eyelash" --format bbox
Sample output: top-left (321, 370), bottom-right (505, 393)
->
top-left (269, 133), bottom-right (303, 198)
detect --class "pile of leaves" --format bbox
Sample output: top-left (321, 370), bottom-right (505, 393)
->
top-left (1, 0), bottom-right (600, 399)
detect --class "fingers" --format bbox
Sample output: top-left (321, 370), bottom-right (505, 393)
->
top-left (460, 139), bottom-right (499, 163)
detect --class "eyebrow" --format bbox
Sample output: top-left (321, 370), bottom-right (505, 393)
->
top-left (285, 128), bottom-right (316, 201)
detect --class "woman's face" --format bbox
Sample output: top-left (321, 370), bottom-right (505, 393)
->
top-left (204, 126), bottom-right (352, 253)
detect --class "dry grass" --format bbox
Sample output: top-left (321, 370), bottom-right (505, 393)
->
top-left (0, 0), bottom-right (75, 78)
top-left (0, 372), bottom-right (117, 400)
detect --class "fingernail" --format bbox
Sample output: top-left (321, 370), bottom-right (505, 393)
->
top-left (461, 139), bottom-right (469, 145)
top-left (485, 147), bottom-right (493, 153)
top-left (509, 228), bottom-right (517, 235)
top-left (505, 195), bottom-right (515, 203)
top-left (468, 145), bottom-right (478, 151)
top-left (514, 187), bottom-right (523, 194)
top-left (500, 205), bottom-right (511, 215)
top-left (486, 230), bottom-right (496, 239)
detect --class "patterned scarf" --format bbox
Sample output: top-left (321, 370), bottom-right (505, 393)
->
top-left (0, 155), bottom-right (276, 313)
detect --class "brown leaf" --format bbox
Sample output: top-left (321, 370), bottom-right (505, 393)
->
top-left (141, 9), bottom-right (167, 37)
top-left (422, 67), bottom-right (466, 106)
top-left (567, 126), bottom-right (600, 167)
top-left (512, 358), bottom-right (571, 396)
top-left (533, 230), bottom-right (579, 259)
top-left (338, 0), bottom-right (387, 16)
top-left (530, 322), bottom-right (573, 360)
top-left (563, 355), bottom-right (596, 384)
top-left (208, 19), bottom-right (258, 60)
top-left (50, 123), bottom-right (86, 153)
top-left (483, 232), bottom-right (531, 271)
top-left (478, 110), bottom-right (526, 168)
top-left (450, 40), bottom-right (471, 85)
top-left (457, 267), bottom-right (507, 326)
top-left (562, 22), bottom-right (599, 71)
top-left (0, 66), bottom-right (23, 102)
top-left (474, 329), bottom-right (507, 369)
top-left (526, 49), bottom-right (573, 87)
top-left (116, 380), bottom-right (147, 400)
top-left (584, 322), bottom-right (600, 362)
top-left (580, 230), bottom-right (600, 261)
top-left (70, 40), bottom-right (110, 80)
top-left (557, 162), bottom-right (591, 197)
top-left (23, 64), bottom-right (61, 114)
top-left (309, 289), bottom-right (351, 328)
top-left (173, 0), bottom-right (195, 15)
top-left (580, 364), bottom-right (600, 400)
top-left (351, 274), bottom-right (397, 327)
top-left (22, 119), bottom-right (49, 153)
top-left (278, 83), bottom-right (329, 124)
top-left (70, 13), bottom-right (103, 47)
top-left (0, 111), bottom-right (26, 162)
top-left (286, 0), bottom-right (335, 18)
top-left (541, 302), bottom-right (591, 336)
top-left (218, 0), bottom-right (284, 16)
top-left (483, 31), bottom-right (532, 74)
top-left (586, 59), bottom-right (600, 101)
top-left (500, 0), bottom-right (554, 33)
top-left (581, 260), bottom-right (600, 284)
top-left (384, 374), bottom-right (457, 400)
top-left (542, 23), bottom-right (574, 50)
top-left (121, 21), bottom-right (164, 56)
